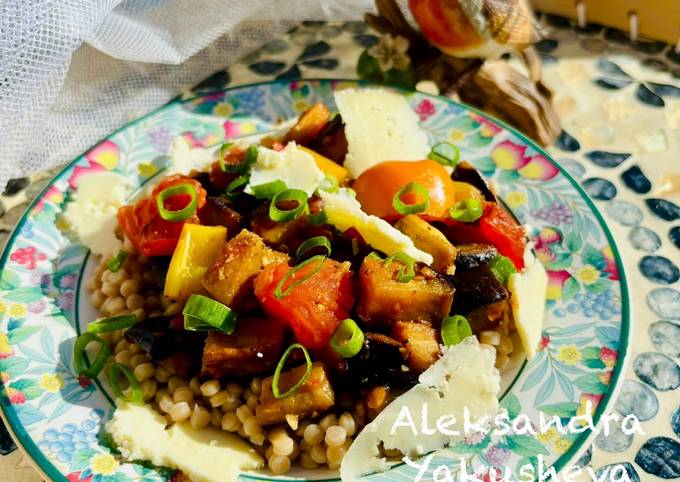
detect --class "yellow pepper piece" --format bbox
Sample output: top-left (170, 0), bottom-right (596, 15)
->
top-left (299, 146), bottom-right (349, 184)
top-left (164, 224), bottom-right (227, 300)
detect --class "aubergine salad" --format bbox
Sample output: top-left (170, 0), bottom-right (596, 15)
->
top-left (66, 89), bottom-right (548, 481)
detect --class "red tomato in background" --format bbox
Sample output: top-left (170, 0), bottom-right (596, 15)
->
top-left (254, 257), bottom-right (354, 349)
top-left (435, 202), bottom-right (526, 270)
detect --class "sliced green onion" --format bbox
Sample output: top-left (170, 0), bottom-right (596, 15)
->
top-left (329, 319), bottom-right (365, 358)
top-left (224, 174), bottom-right (249, 200)
top-left (490, 255), bottom-right (517, 284)
top-left (320, 174), bottom-right (339, 193)
top-left (269, 188), bottom-right (309, 222)
top-left (384, 252), bottom-right (416, 282)
top-left (449, 198), bottom-right (483, 223)
top-left (274, 255), bottom-right (326, 299)
top-left (366, 251), bottom-right (383, 261)
top-left (272, 343), bottom-right (312, 399)
top-left (393, 182), bottom-right (430, 215)
top-left (296, 236), bottom-right (331, 261)
top-left (218, 142), bottom-right (234, 164)
top-left (87, 315), bottom-right (137, 334)
top-left (183, 294), bottom-right (237, 334)
top-left (73, 332), bottom-right (111, 378)
top-left (428, 142), bottom-right (460, 167)
top-left (441, 315), bottom-right (472, 346)
top-left (250, 180), bottom-right (288, 200)
top-left (220, 144), bottom-right (257, 174)
top-left (308, 210), bottom-right (328, 226)
top-left (156, 184), bottom-right (198, 222)
top-left (108, 362), bottom-right (143, 404)
top-left (106, 250), bottom-right (128, 272)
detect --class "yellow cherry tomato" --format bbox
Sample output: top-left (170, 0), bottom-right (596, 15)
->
top-left (353, 160), bottom-right (457, 218)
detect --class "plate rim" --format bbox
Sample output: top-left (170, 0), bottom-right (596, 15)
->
top-left (0, 78), bottom-right (631, 481)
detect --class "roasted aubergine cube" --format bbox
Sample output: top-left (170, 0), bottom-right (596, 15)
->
top-left (198, 196), bottom-right (244, 234)
top-left (308, 114), bottom-right (348, 165)
top-left (394, 215), bottom-right (457, 275)
top-left (454, 243), bottom-right (498, 270)
top-left (390, 321), bottom-right (441, 372)
top-left (357, 255), bottom-right (454, 326)
top-left (284, 102), bottom-right (330, 146)
top-left (125, 316), bottom-right (205, 372)
top-left (452, 161), bottom-right (497, 202)
top-left (345, 333), bottom-right (416, 389)
top-left (201, 230), bottom-right (288, 310)
top-left (250, 202), bottom-right (308, 247)
top-left (201, 318), bottom-right (285, 378)
top-left (448, 263), bottom-right (509, 333)
top-left (256, 362), bottom-right (335, 425)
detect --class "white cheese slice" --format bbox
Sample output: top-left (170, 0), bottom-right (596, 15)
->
top-left (168, 136), bottom-right (218, 175)
top-left (320, 188), bottom-right (433, 265)
top-left (340, 337), bottom-right (500, 481)
top-left (62, 171), bottom-right (131, 258)
top-left (106, 402), bottom-right (262, 482)
top-left (335, 88), bottom-right (430, 178)
top-left (245, 141), bottom-right (326, 197)
top-left (507, 251), bottom-right (548, 359)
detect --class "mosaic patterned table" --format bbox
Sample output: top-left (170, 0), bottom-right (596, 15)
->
top-left (1, 15), bottom-right (679, 482)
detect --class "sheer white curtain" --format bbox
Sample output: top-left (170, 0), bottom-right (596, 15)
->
top-left (0, 0), bottom-right (375, 189)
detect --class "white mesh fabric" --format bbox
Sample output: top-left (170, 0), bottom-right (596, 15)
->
top-left (0, 0), bottom-right (374, 189)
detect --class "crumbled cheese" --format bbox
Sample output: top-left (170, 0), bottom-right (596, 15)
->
top-left (168, 136), bottom-right (218, 175)
top-left (340, 337), bottom-right (500, 481)
top-left (507, 251), bottom-right (548, 359)
top-left (106, 402), bottom-right (262, 482)
top-left (320, 188), bottom-right (433, 264)
top-left (335, 89), bottom-right (430, 178)
top-left (62, 171), bottom-right (131, 258)
top-left (245, 141), bottom-right (325, 197)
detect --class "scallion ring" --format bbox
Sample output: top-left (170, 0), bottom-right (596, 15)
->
top-left (218, 142), bottom-right (234, 169)
top-left (269, 188), bottom-right (309, 222)
top-left (489, 255), bottom-right (517, 284)
top-left (272, 343), bottom-right (312, 399)
top-left (250, 180), bottom-right (288, 200)
top-left (384, 252), bottom-right (416, 282)
top-left (274, 255), bottom-right (326, 299)
top-left (87, 315), bottom-right (137, 334)
top-left (393, 181), bottom-right (430, 215)
top-left (449, 198), bottom-right (483, 223)
top-left (428, 142), bottom-right (460, 167)
top-left (220, 144), bottom-right (257, 174)
top-left (224, 174), bottom-right (250, 200)
top-left (108, 362), bottom-right (143, 404)
top-left (183, 294), bottom-right (237, 334)
top-left (329, 319), bottom-right (365, 358)
top-left (320, 174), bottom-right (339, 193)
top-left (296, 236), bottom-right (332, 261)
top-left (366, 251), bottom-right (383, 261)
top-left (73, 332), bottom-right (111, 378)
top-left (106, 250), bottom-right (128, 273)
top-left (441, 315), bottom-right (472, 346)
top-left (156, 184), bottom-right (198, 222)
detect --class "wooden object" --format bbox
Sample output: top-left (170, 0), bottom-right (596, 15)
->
top-left (365, 0), bottom-right (561, 146)
top-left (531, 0), bottom-right (680, 45)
